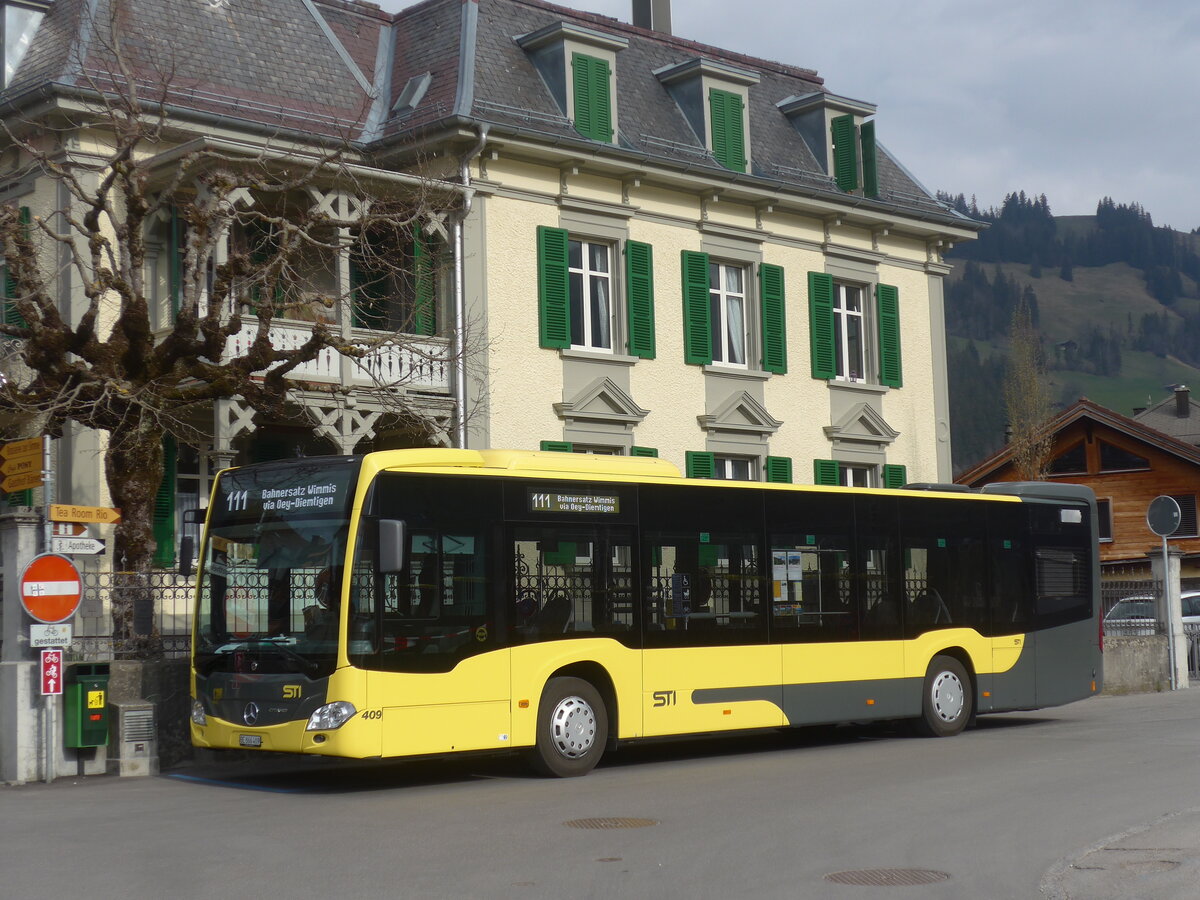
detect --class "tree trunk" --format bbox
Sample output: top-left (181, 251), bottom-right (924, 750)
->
top-left (105, 423), bottom-right (164, 647)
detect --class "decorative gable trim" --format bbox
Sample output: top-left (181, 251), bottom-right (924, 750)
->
top-left (697, 390), bottom-right (782, 436)
top-left (516, 21), bottom-right (630, 54)
top-left (554, 376), bottom-right (649, 429)
top-left (653, 57), bottom-right (760, 88)
top-left (823, 402), bottom-right (899, 448)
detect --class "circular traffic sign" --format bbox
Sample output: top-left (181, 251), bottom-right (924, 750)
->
top-left (19, 553), bottom-right (83, 624)
top-left (1147, 495), bottom-right (1182, 537)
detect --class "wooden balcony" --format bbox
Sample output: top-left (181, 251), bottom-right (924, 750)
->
top-left (219, 319), bottom-right (450, 392)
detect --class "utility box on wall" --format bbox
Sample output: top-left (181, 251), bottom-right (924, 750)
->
top-left (64, 663), bottom-right (110, 748)
top-left (107, 701), bottom-right (158, 777)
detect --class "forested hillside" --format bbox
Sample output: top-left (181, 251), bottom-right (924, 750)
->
top-left (939, 192), bottom-right (1200, 473)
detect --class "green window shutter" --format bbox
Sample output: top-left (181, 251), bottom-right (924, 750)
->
top-left (152, 435), bottom-right (178, 568)
top-left (544, 542), bottom-right (578, 566)
top-left (537, 226), bottom-right (571, 349)
top-left (540, 440), bottom-right (573, 453)
top-left (686, 450), bottom-right (716, 479)
top-left (630, 445), bottom-right (658, 457)
top-left (709, 89), bottom-right (746, 173)
top-left (861, 120), bottom-right (879, 198)
top-left (625, 240), bottom-right (656, 359)
top-left (4, 207), bottom-right (30, 328)
top-left (808, 272), bottom-right (836, 379)
top-left (412, 231), bottom-right (436, 336)
top-left (571, 53), bottom-right (613, 143)
top-left (759, 263), bottom-right (787, 374)
top-left (831, 114), bottom-right (858, 192)
top-left (882, 464), bottom-right (907, 490)
top-left (813, 458), bottom-right (840, 486)
top-left (349, 255), bottom-right (366, 328)
top-left (765, 456), bottom-right (793, 484)
top-left (876, 283), bottom-right (902, 388)
top-left (681, 250), bottom-right (712, 365)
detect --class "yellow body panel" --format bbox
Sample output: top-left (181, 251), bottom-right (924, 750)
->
top-left (642, 645), bottom-right (784, 736)
top-left (375, 651), bottom-right (512, 756)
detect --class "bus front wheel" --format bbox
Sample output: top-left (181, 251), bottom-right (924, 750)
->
top-left (916, 655), bottom-right (972, 737)
top-left (529, 677), bottom-right (608, 777)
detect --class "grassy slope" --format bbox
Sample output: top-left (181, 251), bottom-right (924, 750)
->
top-left (946, 225), bottom-right (1200, 418)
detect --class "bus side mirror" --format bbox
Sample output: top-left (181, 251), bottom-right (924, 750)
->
top-left (379, 519), bottom-right (406, 573)
top-left (179, 536), bottom-right (195, 579)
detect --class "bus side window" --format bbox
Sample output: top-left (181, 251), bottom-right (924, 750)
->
top-left (511, 526), bottom-right (634, 642)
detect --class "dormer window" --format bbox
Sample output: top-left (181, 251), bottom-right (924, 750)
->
top-left (779, 92), bottom-right (879, 198)
top-left (517, 22), bottom-right (628, 145)
top-left (656, 58), bottom-right (759, 174)
top-left (2, 0), bottom-right (48, 89)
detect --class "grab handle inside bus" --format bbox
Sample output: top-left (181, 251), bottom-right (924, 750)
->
top-left (379, 519), bottom-right (407, 573)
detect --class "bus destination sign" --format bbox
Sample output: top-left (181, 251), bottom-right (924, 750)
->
top-left (529, 490), bottom-right (619, 515)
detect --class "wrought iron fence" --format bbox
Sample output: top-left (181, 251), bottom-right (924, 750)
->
top-left (1100, 577), bottom-right (1163, 635)
top-left (71, 570), bottom-right (194, 661)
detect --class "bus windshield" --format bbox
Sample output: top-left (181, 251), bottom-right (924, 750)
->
top-left (194, 457), bottom-right (361, 678)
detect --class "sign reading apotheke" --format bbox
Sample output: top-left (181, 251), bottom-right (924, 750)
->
top-left (529, 490), bottom-right (620, 515)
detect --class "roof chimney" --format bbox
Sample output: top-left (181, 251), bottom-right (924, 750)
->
top-left (1176, 385), bottom-right (1191, 417)
top-left (633, 0), bottom-right (672, 34)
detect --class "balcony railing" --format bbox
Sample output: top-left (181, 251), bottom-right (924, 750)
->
top-left (220, 319), bottom-right (449, 391)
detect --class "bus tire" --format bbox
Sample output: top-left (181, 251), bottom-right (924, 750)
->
top-left (916, 655), bottom-right (972, 737)
top-left (529, 677), bottom-right (608, 777)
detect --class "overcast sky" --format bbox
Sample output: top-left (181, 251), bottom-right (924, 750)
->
top-left (377, 0), bottom-right (1199, 231)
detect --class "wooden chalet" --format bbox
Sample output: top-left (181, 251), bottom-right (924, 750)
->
top-left (956, 398), bottom-right (1200, 573)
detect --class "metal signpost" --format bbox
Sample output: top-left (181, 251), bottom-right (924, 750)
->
top-left (19, 554), bottom-right (83, 784)
top-left (1147, 495), bottom-right (1183, 690)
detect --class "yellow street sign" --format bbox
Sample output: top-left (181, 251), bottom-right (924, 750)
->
top-left (1, 455), bottom-right (38, 476)
top-left (49, 504), bottom-right (122, 525)
top-left (2, 470), bottom-right (43, 493)
top-left (1, 437), bottom-right (41, 461)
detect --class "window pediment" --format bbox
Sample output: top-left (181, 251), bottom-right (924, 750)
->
top-left (697, 390), bottom-right (781, 436)
top-left (823, 402), bottom-right (898, 447)
top-left (554, 376), bottom-right (648, 427)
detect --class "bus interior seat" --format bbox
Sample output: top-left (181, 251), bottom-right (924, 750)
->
top-left (534, 592), bottom-right (572, 634)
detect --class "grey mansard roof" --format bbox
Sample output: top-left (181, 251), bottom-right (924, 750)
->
top-left (3, 0), bottom-right (978, 230)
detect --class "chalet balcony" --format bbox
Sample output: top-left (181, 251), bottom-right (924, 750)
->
top-left (219, 319), bottom-right (450, 392)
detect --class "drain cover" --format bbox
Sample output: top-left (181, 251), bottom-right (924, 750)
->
top-left (825, 868), bottom-right (951, 887)
top-left (564, 817), bottom-right (659, 830)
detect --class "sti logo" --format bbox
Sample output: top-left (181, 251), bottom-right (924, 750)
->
top-left (283, 685), bottom-right (302, 699)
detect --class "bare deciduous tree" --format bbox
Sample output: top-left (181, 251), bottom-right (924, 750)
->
top-left (0, 3), bottom-right (467, 592)
top-left (1004, 298), bottom-right (1055, 480)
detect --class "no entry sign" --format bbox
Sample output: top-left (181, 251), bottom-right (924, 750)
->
top-left (19, 554), bottom-right (83, 624)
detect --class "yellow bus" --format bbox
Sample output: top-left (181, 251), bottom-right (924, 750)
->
top-left (190, 449), bottom-right (1102, 776)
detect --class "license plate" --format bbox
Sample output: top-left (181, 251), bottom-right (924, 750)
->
top-left (238, 734), bottom-right (263, 748)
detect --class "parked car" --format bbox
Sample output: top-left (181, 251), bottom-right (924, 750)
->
top-left (1104, 590), bottom-right (1200, 635)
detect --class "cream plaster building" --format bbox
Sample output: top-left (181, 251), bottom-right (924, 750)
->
top-left (0, 0), bottom-right (981, 567)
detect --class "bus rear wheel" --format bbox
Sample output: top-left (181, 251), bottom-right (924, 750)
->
top-left (916, 655), bottom-right (972, 737)
top-left (529, 677), bottom-right (608, 777)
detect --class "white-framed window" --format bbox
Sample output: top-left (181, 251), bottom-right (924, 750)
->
top-left (569, 238), bottom-right (614, 351)
top-left (709, 261), bottom-right (749, 367)
top-left (715, 455), bottom-right (755, 481)
top-left (839, 464), bottom-right (872, 488)
top-left (833, 282), bottom-right (866, 382)
top-left (571, 444), bottom-right (621, 455)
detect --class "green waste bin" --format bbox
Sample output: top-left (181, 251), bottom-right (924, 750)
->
top-left (64, 663), bottom-right (111, 748)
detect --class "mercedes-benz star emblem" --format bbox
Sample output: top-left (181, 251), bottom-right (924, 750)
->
top-left (243, 702), bottom-right (260, 726)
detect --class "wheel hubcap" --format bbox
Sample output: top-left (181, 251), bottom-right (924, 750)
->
top-left (549, 695), bottom-right (597, 758)
top-left (930, 671), bottom-right (965, 723)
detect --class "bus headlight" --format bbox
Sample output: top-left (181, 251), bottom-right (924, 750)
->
top-left (191, 699), bottom-right (207, 726)
top-left (306, 701), bottom-right (357, 732)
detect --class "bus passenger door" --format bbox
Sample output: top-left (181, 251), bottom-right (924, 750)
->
top-left (641, 532), bottom-right (781, 736)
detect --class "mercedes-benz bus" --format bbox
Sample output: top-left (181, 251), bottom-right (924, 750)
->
top-left (190, 449), bottom-right (1101, 776)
